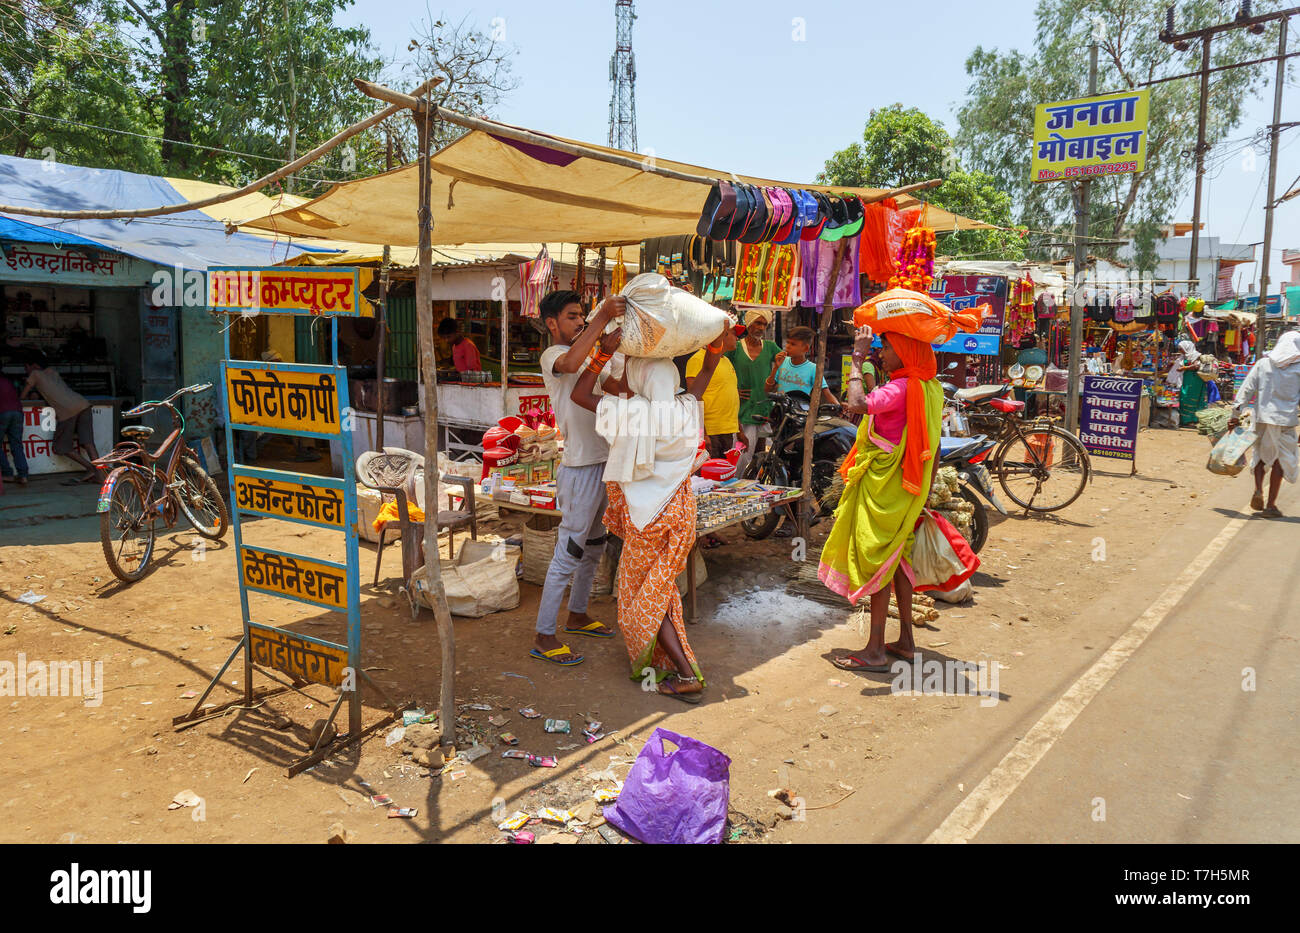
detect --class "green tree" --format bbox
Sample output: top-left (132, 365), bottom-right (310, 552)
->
top-left (819, 104), bottom-right (1026, 261)
top-left (956, 0), bottom-right (1282, 270)
top-left (121, 0), bottom-right (383, 191)
top-left (0, 0), bottom-right (160, 172)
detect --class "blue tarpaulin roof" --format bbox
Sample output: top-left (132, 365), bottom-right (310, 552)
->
top-left (0, 154), bottom-right (325, 270)
top-left (0, 214), bottom-right (104, 248)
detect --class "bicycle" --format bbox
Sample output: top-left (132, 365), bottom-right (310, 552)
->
top-left (949, 386), bottom-right (1091, 513)
top-left (94, 384), bottom-right (229, 583)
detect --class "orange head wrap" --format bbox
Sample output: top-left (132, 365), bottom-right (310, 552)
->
top-left (883, 332), bottom-right (938, 495)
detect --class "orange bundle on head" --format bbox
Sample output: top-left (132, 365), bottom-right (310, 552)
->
top-left (846, 289), bottom-right (988, 495)
top-left (852, 288), bottom-right (988, 345)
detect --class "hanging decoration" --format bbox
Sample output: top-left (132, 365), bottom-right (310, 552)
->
top-left (888, 226), bottom-right (936, 291)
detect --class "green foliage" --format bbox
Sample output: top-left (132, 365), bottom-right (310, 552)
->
top-left (956, 0), bottom-right (1283, 264)
top-left (0, 0), bottom-right (160, 172)
top-left (819, 104), bottom-right (1026, 261)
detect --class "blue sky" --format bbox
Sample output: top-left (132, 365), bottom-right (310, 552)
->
top-left (341, 0), bottom-right (1300, 291)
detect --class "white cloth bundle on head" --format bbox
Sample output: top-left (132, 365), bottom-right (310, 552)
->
top-left (1178, 340), bottom-right (1201, 364)
top-left (1267, 331), bottom-right (1300, 369)
top-left (595, 357), bottom-right (701, 531)
top-left (599, 272), bottom-right (732, 359)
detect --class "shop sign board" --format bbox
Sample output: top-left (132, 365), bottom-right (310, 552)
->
top-left (208, 266), bottom-right (374, 317)
top-left (1032, 90), bottom-right (1148, 183)
top-left (930, 275), bottom-right (1006, 356)
top-left (1080, 375), bottom-right (1143, 461)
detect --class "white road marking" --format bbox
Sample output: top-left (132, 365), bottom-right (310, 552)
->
top-left (925, 513), bottom-right (1250, 844)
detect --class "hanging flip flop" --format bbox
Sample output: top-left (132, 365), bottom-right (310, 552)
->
top-left (562, 620), bottom-right (614, 639)
top-left (529, 645), bottom-right (584, 666)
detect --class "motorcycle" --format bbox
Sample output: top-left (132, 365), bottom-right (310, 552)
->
top-left (740, 390), bottom-right (855, 540)
top-left (937, 434), bottom-right (1008, 554)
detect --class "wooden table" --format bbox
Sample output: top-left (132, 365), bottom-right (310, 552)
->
top-left (483, 486), bottom-right (802, 624)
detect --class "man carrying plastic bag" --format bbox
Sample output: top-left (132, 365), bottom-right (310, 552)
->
top-left (1229, 331), bottom-right (1300, 518)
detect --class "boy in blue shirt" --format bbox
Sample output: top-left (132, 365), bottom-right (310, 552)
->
top-left (765, 325), bottom-right (841, 407)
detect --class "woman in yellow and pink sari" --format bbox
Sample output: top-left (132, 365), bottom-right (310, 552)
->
top-left (820, 325), bottom-right (943, 672)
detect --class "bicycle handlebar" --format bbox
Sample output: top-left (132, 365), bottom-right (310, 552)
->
top-left (122, 383), bottom-right (213, 418)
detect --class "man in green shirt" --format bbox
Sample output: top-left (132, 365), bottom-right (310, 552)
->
top-left (726, 307), bottom-right (781, 476)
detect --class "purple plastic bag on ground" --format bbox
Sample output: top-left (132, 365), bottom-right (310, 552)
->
top-left (604, 727), bottom-right (731, 844)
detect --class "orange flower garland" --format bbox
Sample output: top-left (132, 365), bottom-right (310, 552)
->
top-left (888, 225), bottom-right (937, 292)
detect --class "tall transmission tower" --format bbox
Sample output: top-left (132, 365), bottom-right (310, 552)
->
top-left (607, 0), bottom-right (638, 152)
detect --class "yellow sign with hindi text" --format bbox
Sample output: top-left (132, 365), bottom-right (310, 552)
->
top-left (1032, 90), bottom-right (1148, 184)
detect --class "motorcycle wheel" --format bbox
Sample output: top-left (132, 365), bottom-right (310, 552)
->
top-left (740, 457), bottom-right (788, 540)
top-left (956, 485), bottom-right (988, 554)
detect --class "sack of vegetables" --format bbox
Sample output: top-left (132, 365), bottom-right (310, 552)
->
top-left (852, 287), bottom-right (988, 345)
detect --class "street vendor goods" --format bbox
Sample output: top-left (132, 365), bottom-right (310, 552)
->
top-left (607, 273), bottom-right (731, 359)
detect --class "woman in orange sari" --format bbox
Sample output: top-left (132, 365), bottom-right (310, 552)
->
top-left (571, 324), bottom-right (727, 703)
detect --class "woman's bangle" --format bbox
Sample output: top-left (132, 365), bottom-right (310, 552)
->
top-left (706, 344), bottom-right (723, 355)
top-left (586, 351), bottom-right (612, 375)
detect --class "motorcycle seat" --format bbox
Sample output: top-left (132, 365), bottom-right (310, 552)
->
top-left (955, 384), bottom-right (1011, 403)
top-left (939, 436), bottom-right (981, 459)
top-left (988, 397), bottom-right (1025, 413)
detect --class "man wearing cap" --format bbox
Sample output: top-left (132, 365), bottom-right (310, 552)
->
top-left (727, 307), bottom-right (781, 476)
top-left (531, 290), bottom-right (627, 666)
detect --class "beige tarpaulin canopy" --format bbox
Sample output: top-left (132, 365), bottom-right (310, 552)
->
top-left (241, 126), bottom-right (994, 247)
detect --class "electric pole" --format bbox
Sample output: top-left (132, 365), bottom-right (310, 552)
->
top-left (1160, 2), bottom-right (1300, 321)
top-left (1066, 40), bottom-right (1099, 435)
top-left (1258, 14), bottom-right (1290, 342)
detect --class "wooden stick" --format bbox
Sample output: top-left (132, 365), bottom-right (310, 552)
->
top-left (797, 238), bottom-right (849, 539)
top-left (410, 91), bottom-right (458, 752)
top-left (0, 77), bottom-right (444, 220)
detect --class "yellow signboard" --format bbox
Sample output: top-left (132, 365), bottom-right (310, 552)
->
top-left (234, 473), bottom-right (345, 527)
top-left (1032, 90), bottom-right (1148, 184)
top-left (248, 623), bottom-right (349, 687)
top-left (225, 365), bottom-right (340, 433)
top-left (209, 267), bottom-right (374, 316)
top-left (240, 546), bottom-right (348, 611)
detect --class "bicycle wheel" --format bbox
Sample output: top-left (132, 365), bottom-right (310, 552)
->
top-left (956, 485), bottom-right (988, 553)
top-left (740, 456), bottom-right (787, 540)
top-left (175, 456), bottom-right (229, 539)
top-left (995, 426), bottom-right (1090, 512)
top-left (100, 473), bottom-right (156, 583)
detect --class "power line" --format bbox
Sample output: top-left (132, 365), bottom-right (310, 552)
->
top-left (0, 105), bottom-right (367, 184)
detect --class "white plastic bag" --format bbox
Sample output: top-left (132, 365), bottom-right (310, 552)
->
top-left (1207, 423), bottom-right (1255, 476)
top-left (910, 510), bottom-right (967, 588)
top-left (605, 272), bottom-right (731, 359)
top-left (931, 578), bottom-right (973, 604)
top-left (413, 539), bottom-right (520, 618)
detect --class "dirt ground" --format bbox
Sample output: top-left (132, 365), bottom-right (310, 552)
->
top-left (0, 426), bottom-right (1240, 843)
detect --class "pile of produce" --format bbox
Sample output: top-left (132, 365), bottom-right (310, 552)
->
top-left (927, 466), bottom-right (974, 541)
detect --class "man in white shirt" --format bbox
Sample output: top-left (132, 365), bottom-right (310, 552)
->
top-left (531, 290), bottom-right (628, 666)
top-left (1231, 331), bottom-right (1300, 518)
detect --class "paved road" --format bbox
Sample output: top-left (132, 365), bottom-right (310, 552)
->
top-left (943, 476), bottom-right (1300, 843)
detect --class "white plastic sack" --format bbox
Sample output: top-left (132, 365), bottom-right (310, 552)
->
top-left (412, 539), bottom-right (520, 618)
top-left (1207, 424), bottom-right (1256, 476)
top-left (910, 511), bottom-right (967, 589)
top-left (604, 272), bottom-right (731, 359)
top-left (931, 578), bottom-right (973, 604)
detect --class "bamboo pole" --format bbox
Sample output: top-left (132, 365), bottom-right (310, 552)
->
top-left (0, 77), bottom-right (444, 220)
top-left (797, 238), bottom-right (849, 541)
top-left (412, 90), bottom-right (457, 753)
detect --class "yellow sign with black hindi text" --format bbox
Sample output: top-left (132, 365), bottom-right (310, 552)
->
top-left (248, 623), bottom-right (348, 687)
top-left (240, 546), bottom-right (348, 611)
top-left (225, 365), bottom-right (340, 434)
top-left (234, 473), bottom-right (345, 528)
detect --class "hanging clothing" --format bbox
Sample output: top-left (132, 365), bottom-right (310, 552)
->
top-left (603, 480), bottom-right (704, 684)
